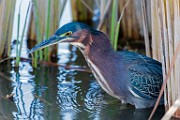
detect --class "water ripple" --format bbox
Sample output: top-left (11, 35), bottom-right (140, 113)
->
top-left (85, 81), bottom-right (106, 111)
top-left (57, 81), bottom-right (81, 111)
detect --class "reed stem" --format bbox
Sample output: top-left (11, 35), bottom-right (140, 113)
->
top-left (44, 0), bottom-right (51, 61)
top-left (110, 0), bottom-right (117, 47)
top-left (15, 6), bottom-right (21, 66)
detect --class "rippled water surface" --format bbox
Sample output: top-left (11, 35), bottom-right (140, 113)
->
top-left (0, 43), bottom-right (165, 120)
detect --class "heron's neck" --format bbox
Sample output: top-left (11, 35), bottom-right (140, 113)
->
top-left (81, 46), bottom-right (122, 99)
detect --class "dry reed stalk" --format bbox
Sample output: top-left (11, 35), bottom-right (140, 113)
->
top-left (95, 0), bottom-right (100, 10)
top-left (126, 0), bottom-right (132, 38)
top-left (141, 0), bottom-right (151, 57)
top-left (149, 0), bottom-right (168, 119)
top-left (97, 0), bottom-right (112, 32)
top-left (71, 0), bottom-right (93, 22)
top-left (118, 0), bottom-right (142, 40)
top-left (161, 98), bottom-right (180, 120)
top-left (0, 0), bottom-right (16, 59)
top-left (34, 94), bottom-right (52, 106)
top-left (7, 1), bottom-right (16, 56)
top-left (149, 0), bottom-right (180, 119)
top-left (158, 0), bottom-right (170, 110)
top-left (99, 0), bottom-right (106, 21)
top-left (0, 72), bottom-right (14, 82)
top-left (149, 20), bottom-right (180, 120)
top-left (58, 0), bottom-right (67, 26)
top-left (119, 0), bottom-right (126, 38)
top-left (80, 0), bottom-right (93, 14)
top-left (0, 0), bottom-right (6, 58)
top-left (159, 0), bottom-right (172, 109)
top-left (166, 0), bottom-right (175, 111)
top-left (173, 0), bottom-right (180, 117)
top-left (151, 0), bottom-right (162, 61)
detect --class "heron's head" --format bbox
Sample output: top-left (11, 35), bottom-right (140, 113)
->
top-left (28, 22), bottom-right (112, 55)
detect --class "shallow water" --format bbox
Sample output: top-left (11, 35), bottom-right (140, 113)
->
top-left (0, 43), bottom-right (165, 120)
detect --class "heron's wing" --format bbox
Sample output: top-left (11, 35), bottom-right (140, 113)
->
top-left (121, 51), bottom-right (163, 99)
top-left (128, 68), bottom-right (162, 99)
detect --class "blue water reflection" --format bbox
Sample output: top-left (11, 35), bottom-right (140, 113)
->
top-left (5, 41), bottom-right (111, 119)
top-left (10, 62), bottom-right (35, 119)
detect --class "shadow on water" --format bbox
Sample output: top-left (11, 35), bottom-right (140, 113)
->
top-left (0, 62), bottom-right (17, 120)
top-left (0, 44), bottom-right (165, 120)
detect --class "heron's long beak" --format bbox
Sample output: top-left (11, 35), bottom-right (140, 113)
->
top-left (27, 35), bottom-right (77, 54)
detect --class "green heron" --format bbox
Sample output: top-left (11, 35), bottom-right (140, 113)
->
top-left (28, 22), bottom-right (163, 108)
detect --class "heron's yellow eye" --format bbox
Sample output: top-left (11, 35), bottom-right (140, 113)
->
top-left (60, 31), bottom-right (72, 37)
top-left (65, 31), bottom-right (72, 36)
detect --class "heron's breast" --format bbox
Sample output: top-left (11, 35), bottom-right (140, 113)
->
top-left (86, 58), bottom-right (122, 99)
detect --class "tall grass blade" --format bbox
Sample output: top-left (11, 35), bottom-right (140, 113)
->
top-left (110, 0), bottom-right (117, 47)
top-left (15, 3), bottom-right (21, 66)
top-left (114, 21), bottom-right (120, 51)
top-left (44, 0), bottom-right (51, 61)
top-left (31, 0), bottom-right (44, 67)
top-left (113, 0), bottom-right (130, 51)
top-left (32, 0), bottom-right (43, 61)
top-left (17, 2), bottom-right (31, 65)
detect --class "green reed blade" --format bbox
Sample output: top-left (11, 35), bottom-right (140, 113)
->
top-left (114, 21), bottom-right (120, 51)
top-left (114, 0), bottom-right (130, 51)
top-left (32, 0), bottom-right (43, 61)
top-left (15, 5), bottom-right (21, 66)
top-left (18, 2), bottom-right (31, 58)
top-left (44, 0), bottom-right (51, 61)
top-left (110, 0), bottom-right (117, 47)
